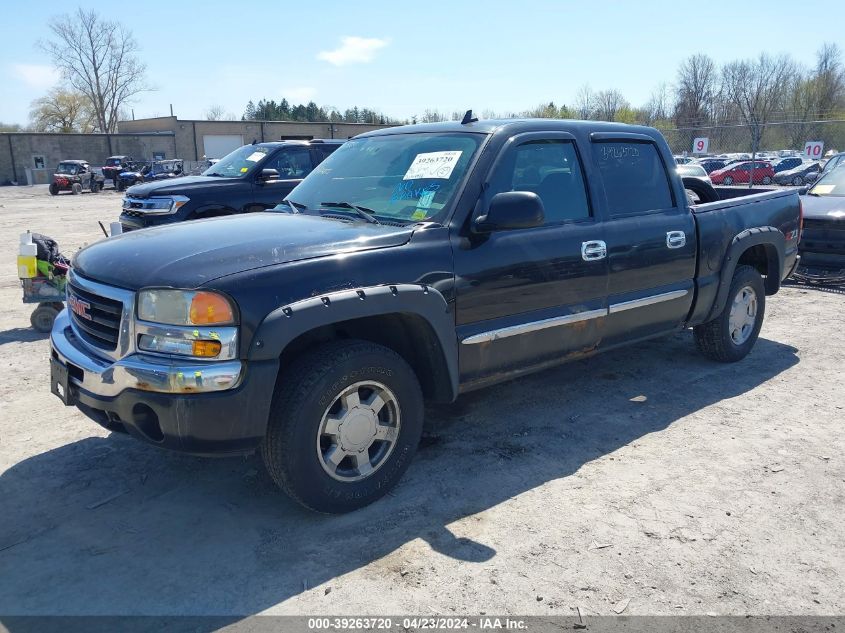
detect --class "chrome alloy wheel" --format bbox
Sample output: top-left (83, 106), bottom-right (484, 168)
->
top-left (316, 381), bottom-right (401, 482)
top-left (728, 285), bottom-right (758, 345)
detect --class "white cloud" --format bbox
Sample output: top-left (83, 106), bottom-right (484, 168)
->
top-left (283, 86), bottom-right (317, 102)
top-left (9, 63), bottom-right (60, 89)
top-left (317, 36), bottom-right (388, 67)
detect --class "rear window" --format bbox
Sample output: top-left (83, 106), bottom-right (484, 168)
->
top-left (593, 142), bottom-right (674, 216)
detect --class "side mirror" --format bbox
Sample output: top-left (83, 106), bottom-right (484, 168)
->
top-left (258, 168), bottom-right (279, 181)
top-left (473, 191), bottom-right (545, 233)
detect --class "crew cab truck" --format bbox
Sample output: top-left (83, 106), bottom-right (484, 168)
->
top-left (50, 119), bottom-right (801, 513)
top-left (118, 139), bottom-right (343, 231)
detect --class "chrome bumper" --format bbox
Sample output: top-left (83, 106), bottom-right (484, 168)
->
top-left (50, 309), bottom-right (243, 397)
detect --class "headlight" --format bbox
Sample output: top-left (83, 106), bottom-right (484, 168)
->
top-left (123, 195), bottom-right (189, 215)
top-left (137, 289), bottom-right (236, 326)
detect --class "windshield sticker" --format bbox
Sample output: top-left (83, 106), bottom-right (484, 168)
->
top-left (812, 184), bottom-right (835, 194)
top-left (403, 151), bottom-right (462, 180)
top-left (418, 188), bottom-right (436, 209)
top-left (390, 181), bottom-right (440, 203)
top-left (240, 167), bottom-right (248, 173)
top-left (412, 209), bottom-right (428, 220)
top-left (245, 151), bottom-right (266, 162)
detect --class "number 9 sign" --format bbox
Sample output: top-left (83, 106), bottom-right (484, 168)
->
top-left (804, 141), bottom-right (824, 160)
top-left (692, 137), bottom-right (709, 154)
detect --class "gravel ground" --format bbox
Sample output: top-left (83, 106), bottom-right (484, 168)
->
top-left (0, 185), bottom-right (843, 617)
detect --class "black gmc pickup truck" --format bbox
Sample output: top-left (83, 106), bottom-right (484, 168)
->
top-left (118, 139), bottom-right (343, 231)
top-left (50, 119), bottom-right (801, 513)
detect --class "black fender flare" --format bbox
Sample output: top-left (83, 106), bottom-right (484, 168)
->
top-left (249, 283), bottom-right (459, 401)
top-left (707, 226), bottom-right (785, 322)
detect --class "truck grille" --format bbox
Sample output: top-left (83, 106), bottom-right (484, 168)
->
top-left (67, 280), bottom-right (123, 351)
top-left (801, 219), bottom-right (845, 255)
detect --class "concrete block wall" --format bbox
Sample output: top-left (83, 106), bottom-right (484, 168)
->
top-left (0, 132), bottom-right (177, 185)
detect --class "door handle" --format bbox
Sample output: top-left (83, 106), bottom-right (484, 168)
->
top-left (581, 240), bottom-right (607, 261)
top-left (666, 231), bottom-right (686, 249)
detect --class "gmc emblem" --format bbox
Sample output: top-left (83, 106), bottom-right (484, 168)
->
top-left (68, 294), bottom-right (92, 321)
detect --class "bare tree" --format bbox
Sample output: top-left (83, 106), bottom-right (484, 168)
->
top-left (813, 43), bottom-right (845, 119)
top-left (204, 105), bottom-right (229, 121)
top-left (40, 9), bottom-right (148, 133)
top-left (674, 54), bottom-right (718, 128)
top-left (30, 87), bottom-right (94, 132)
top-left (573, 84), bottom-right (593, 119)
top-left (722, 53), bottom-right (796, 155)
top-left (419, 109), bottom-right (448, 123)
top-left (641, 82), bottom-right (673, 125)
top-left (593, 89), bottom-right (629, 121)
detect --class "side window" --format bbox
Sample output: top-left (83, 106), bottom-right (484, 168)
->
top-left (594, 141), bottom-right (674, 216)
top-left (265, 148), bottom-right (313, 179)
top-left (317, 144), bottom-right (341, 161)
top-left (489, 139), bottom-right (591, 224)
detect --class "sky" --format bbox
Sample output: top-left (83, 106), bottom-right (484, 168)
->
top-left (2, 0), bottom-right (844, 126)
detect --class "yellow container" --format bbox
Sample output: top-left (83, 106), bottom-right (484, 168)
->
top-left (18, 254), bottom-right (37, 279)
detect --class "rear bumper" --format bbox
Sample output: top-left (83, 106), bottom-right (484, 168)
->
top-left (50, 309), bottom-right (278, 455)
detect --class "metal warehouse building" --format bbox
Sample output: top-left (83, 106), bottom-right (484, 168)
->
top-left (0, 117), bottom-right (394, 185)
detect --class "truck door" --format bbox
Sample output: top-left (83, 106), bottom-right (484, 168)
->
top-left (252, 146), bottom-right (315, 210)
top-left (453, 132), bottom-right (608, 385)
top-left (590, 135), bottom-right (696, 347)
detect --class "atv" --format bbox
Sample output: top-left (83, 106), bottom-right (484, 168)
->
top-left (102, 155), bottom-right (135, 188)
top-left (117, 159), bottom-right (184, 191)
top-left (49, 160), bottom-right (105, 195)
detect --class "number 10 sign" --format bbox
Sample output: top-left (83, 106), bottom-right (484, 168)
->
top-left (804, 141), bottom-right (824, 160)
top-left (692, 137), bottom-right (709, 154)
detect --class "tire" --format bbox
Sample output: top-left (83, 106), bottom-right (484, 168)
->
top-left (116, 180), bottom-right (125, 192)
top-left (30, 304), bottom-right (60, 333)
top-left (762, 176), bottom-right (772, 185)
top-left (694, 265), bottom-right (766, 363)
top-left (262, 339), bottom-right (424, 513)
top-left (90, 180), bottom-right (100, 193)
top-left (792, 176), bottom-right (803, 186)
top-left (49, 183), bottom-right (58, 196)
top-left (71, 183), bottom-right (82, 195)
top-left (723, 176), bottom-right (733, 185)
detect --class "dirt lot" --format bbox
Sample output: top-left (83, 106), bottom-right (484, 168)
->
top-left (0, 185), bottom-right (843, 617)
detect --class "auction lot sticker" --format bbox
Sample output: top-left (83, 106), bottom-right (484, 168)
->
top-left (404, 151), bottom-right (462, 180)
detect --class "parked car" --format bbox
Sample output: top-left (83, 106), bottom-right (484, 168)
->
top-left (695, 158), bottom-right (728, 174)
top-left (819, 152), bottom-right (844, 177)
top-left (793, 167), bottom-right (845, 283)
top-left (117, 159), bottom-right (184, 191)
top-left (48, 160), bottom-right (105, 195)
top-left (119, 140), bottom-right (343, 231)
top-left (710, 160), bottom-right (774, 185)
top-left (773, 161), bottom-right (821, 186)
top-left (50, 119), bottom-right (800, 513)
top-left (674, 155), bottom-right (693, 164)
top-left (101, 155), bottom-right (134, 187)
top-left (677, 163), bottom-right (715, 203)
top-left (771, 157), bottom-right (803, 173)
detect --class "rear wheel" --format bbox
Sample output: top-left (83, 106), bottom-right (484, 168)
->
top-left (30, 304), bottom-right (60, 333)
top-left (49, 183), bottom-right (58, 196)
top-left (71, 183), bottom-right (82, 195)
top-left (792, 175), bottom-right (804, 186)
top-left (694, 265), bottom-right (765, 362)
top-left (762, 176), bottom-right (772, 185)
top-left (723, 176), bottom-right (734, 185)
top-left (116, 180), bottom-right (125, 192)
top-left (90, 180), bottom-right (100, 193)
top-left (262, 339), bottom-right (424, 513)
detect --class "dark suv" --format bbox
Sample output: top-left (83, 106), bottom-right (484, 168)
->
top-left (119, 139), bottom-right (343, 231)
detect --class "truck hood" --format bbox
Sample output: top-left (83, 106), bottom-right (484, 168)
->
top-left (72, 213), bottom-right (414, 290)
top-left (126, 175), bottom-right (230, 198)
top-left (801, 194), bottom-right (845, 221)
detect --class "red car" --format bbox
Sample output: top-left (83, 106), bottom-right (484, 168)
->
top-left (710, 160), bottom-right (774, 185)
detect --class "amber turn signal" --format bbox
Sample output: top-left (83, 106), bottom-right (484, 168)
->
top-left (192, 340), bottom-right (222, 357)
top-left (189, 291), bottom-right (234, 325)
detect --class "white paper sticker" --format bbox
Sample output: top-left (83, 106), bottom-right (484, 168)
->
top-left (403, 151), bottom-right (462, 180)
top-left (812, 184), bottom-right (835, 194)
top-left (245, 151), bottom-right (266, 162)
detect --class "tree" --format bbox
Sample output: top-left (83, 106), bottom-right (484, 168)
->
top-left (593, 89), bottom-right (629, 121)
top-left (0, 122), bottom-right (23, 132)
top-left (30, 87), bottom-right (93, 132)
top-left (205, 105), bottom-right (228, 121)
top-left (40, 8), bottom-right (148, 133)
top-left (243, 100), bottom-right (257, 120)
top-left (573, 84), bottom-right (593, 119)
top-left (722, 54), bottom-right (796, 154)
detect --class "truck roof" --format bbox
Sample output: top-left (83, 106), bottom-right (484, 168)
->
top-left (254, 139), bottom-right (344, 149)
top-left (356, 118), bottom-right (661, 138)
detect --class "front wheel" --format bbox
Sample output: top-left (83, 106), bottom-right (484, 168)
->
top-left (262, 339), bottom-right (424, 513)
top-left (116, 180), bottom-right (125, 192)
top-left (792, 176), bottom-right (804, 186)
top-left (723, 176), bottom-right (734, 185)
top-left (49, 183), bottom-right (58, 196)
top-left (71, 183), bottom-right (82, 195)
top-left (694, 265), bottom-right (765, 362)
top-left (31, 304), bottom-right (61, 333)
top-left (762, 176), bottom-right (772, 185)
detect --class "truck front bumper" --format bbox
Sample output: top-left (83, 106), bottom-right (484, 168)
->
top-left (50, 309), bottom-right (278, 455)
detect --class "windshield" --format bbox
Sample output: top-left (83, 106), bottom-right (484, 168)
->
top-left (286, 132), bottom-right (483, 223)
top-left (202, 145), bottom-right (270, 178)
top-left (678, 164), bottom-right (707, 178)
top-left (56, 163), bottom-right (80, 175)
top-left (808, 168), bottom-right (845, 197)
top-left (106, 158), bottom-right (123, 166)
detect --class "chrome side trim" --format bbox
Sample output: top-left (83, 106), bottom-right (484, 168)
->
top-left (608, 289), bottom-right (689, 314)
top-left (67, 269), bottom-right (135, 362)
top-left (462, 308), bottom-right (606, 345)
